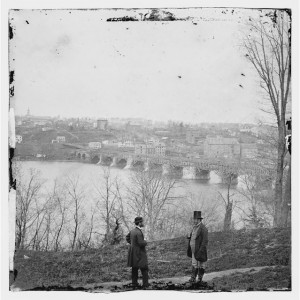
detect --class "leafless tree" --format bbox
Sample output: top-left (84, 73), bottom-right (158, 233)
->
top-left (242, 10), bottom-right (291, 227)
top-left (51, 181), bottom-right (70, 251)
top-left (77, 208), bottom-right (96, 250)
top-left (215, 171), bottom-right (237, 232)
top-left (170, 192), bottom-right (222, 236)
top-left (93, 167), bottom-right (123, 243)
top-left (15, 168), bottom-right (45, 249)
top-left (126, 169), bottom-right (179, 240)
top-left (236, 173), bottom-right (274, 228)
top-left (282, 155), bottom-right (291, 227)
top-left (65, 174), bottom-right (85, 251)
top-left (27, 197), bottom-right (48, 250)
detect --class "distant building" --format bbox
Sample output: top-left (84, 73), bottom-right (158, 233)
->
top-left (88, 142), bottom-right (102, 149)
top-left (203, 136), bottom-right (240, 158)
top-left (42, 127), bottom-right (53, 132)
top-left (52, 140), bottom-right (58, 143)
top-left (135, 144), bottom-right (147, 155)
top-left (24, 108), bottom-right (53, 126)
top-left (15, 135), bottom-right (22, 143)
top-left (147, 145), bottom-right (156, 155)
top-left (250, 127), bottom-right (259, 137)
top-left (57, 136), bottom-right (66, 143)
top-left (240, 126), bottom-right (259, 137)
top-left (118, 140), bottom-right (134, 148)
top-left (97, 119), bottom-right (108, 130)
top-left (155, 143), bottom-right (166, 156)
top-left (240, 143), bottom-right (258, 159)
top-left (135, 142), bottom-right (165, 156)
top-left (102, 140), bottom-right (118, 147)
top-left (134, 144), bottom-right (154, 155)
top-left (186, 130), bottom-right (204, 144)
top-left (145, 137), bottom-right (160, 145)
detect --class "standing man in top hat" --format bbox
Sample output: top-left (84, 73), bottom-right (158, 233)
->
top-left (126, 217), bottom-right (149, 288)
top-left (187, 211), bottom-right (208, 284)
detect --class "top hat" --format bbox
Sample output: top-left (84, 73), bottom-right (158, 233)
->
top-left (193, 211), bottom-right (203, 219)
top-left (134, 217), bottom-right (143, 224)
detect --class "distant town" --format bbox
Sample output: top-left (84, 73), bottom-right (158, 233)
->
top-left (14, 108), bottom-right (275, 166)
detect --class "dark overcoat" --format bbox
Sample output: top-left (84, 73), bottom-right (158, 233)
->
top-left (187, 223), bottom-right (208, 262)
top-left (126, 227), bottom-right (148, 268)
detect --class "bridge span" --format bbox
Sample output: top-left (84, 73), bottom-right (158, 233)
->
top-left (75, 149), bottom-right (273, 184)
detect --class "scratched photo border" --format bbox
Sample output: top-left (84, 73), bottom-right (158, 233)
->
top-left (2, 1), bottom-right (299, 300)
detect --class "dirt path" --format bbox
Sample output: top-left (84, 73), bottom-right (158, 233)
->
top-left (10, 265), bottom-right (276, 292)
top-left (74, 265), bottom-right (275, 291)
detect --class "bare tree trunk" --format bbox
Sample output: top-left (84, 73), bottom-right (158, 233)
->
top-left (243, 10), bottom-right (291, 228)
top-left (218, 173), bottom-right (235, 232)
top-left (54, 195), bottom-right (67, 252)
top-left (223, 202), bottom-right (233, 232)
top-left (71, 208), bottom-right (79, 251)
top-left (85, 213), bottom-right (94, 249)
top-left (280, 155), bottom-right (291, 227)
top-left (66, 175), bottom-right (84, 251)
top-left (274, 126), bottom-right (286, 227)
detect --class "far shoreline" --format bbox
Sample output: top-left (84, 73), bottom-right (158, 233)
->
top-left (13, 157), bottom-right (99, 164)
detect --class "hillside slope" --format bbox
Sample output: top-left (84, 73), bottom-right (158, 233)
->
top-left (13, 227), bottom-right (291, 290)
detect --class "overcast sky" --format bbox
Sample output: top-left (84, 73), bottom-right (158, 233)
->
top-left (10, 8), bottom-right (276, 124)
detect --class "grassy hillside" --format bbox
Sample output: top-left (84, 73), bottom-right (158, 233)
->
top-left (13, 227), bottom-right (291, 290)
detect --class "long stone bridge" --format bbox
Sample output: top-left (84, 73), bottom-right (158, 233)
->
top-left (75, 149), bottom-right (273, 186)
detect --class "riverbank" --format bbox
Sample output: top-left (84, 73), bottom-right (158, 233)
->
top-left (14, 157), bottom-right (96, 164)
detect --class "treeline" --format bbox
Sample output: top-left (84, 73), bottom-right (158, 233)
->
top-left (14, 162), bottom-right (280, 252)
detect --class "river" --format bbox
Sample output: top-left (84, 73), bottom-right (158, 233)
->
top-left (16, 161), bottom-right (249, 234)
top-left (17, 160), bottom-right (247, 197)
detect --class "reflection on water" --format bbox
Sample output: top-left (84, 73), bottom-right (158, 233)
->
top-left (15, 161), bottom-right (252, 240)
top-left (17, 161), bottom-right (247, 201)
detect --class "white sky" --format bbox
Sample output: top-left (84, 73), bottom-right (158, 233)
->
top-left (10, 8), bottom-right (278, 123)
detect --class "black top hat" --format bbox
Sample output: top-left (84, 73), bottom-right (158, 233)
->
top-left (194, 211), bottom-right (203, 219)
top-left (134, 217), bottom-right (143, 224)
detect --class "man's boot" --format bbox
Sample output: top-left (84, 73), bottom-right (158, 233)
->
top-left (197, 268), bottom-right (205, 284)
top-left (189, 267), bottom-right (198, 283)
top-left (131, 267), bottom-right (139, 287)
top-left (141, 267), bottom-right (149, 288)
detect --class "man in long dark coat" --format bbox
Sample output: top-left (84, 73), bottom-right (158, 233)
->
top-left (126, 217), bottom-right (149, 288)
top-left (187, 211), bottom-right (208, 283)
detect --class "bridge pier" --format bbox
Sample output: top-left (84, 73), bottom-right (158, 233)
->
top-left (110, 156), bottom-right (118, 167)
top-left (162, 164), bottom-right (171, 175)
top-left (221, 173), bottom-right (238, 185)
top-left (144, 160), bottom-right (150, 171)
top-left (182, 166), bottom-right (198, 179)
top-left (197, 169), bottom-right (210, 180)
top-left (124, 156), bottom-right (133, 169)
top-left (96, 155), bottom-right (102, 165)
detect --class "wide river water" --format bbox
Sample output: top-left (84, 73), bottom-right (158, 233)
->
top-left (18, 161), bottom-right (248, 229)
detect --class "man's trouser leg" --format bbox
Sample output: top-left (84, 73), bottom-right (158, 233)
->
top-left (189, 253), bottom-right (198, 282)
top-left (132, 267), bottom-right (139, 286)
top-left (141, 267), bottom-right (149, 287)
top-left (197, 261), bottom-right (206, 283)
top-left (192, 253), bottom-right (206, 283)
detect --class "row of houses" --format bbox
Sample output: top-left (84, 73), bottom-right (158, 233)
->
top-left (203, 136), bottom-right (258, 159)
top-left (16, 134), bottom-right (66, 145)
top-left (134, 142), bottom-right (166, 156)
top-left (101, 140), bottom-right (135, 148)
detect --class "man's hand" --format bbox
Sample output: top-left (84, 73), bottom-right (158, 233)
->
top-left (126, 232), bottom-right (131, 244)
